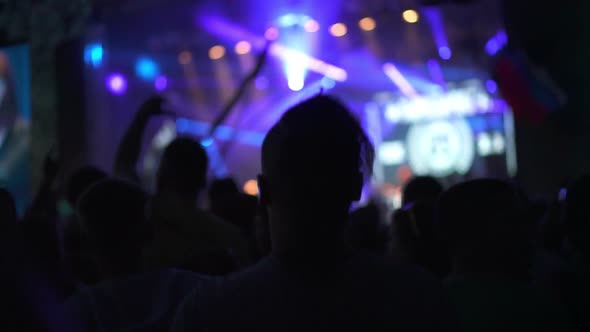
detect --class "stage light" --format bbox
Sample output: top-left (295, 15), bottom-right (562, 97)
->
top-left (234, 41), bottom-right (250, 55)
top-left (329, 23), bottom-right (347, 37)
top-left (105, 73), bottom-right (127, 95)
top-left (287, 75), bottom-right (304, 91)
top-left (135, 57), bottom-right (159, 80)
top-left (304, 19), bottom-right (320, 32)
top-left (201, 138), bottom-right (214, 147)
top-left (84, 43), bottom-right (103, 67)
top-left (208, 45), bottom-right (226, 60)
top-left (485, 30), bottom-right (508, 55)
top-left (378, 141), bottom-right (406, 166)
top-left (277, 13), bottom-right (298, 27)
top-left (477, 132), bottom-right (492, 156)
top-left (321, 76), bottom-right (336, 89)
top-left (243, 179), bottom-right (259, 196)
top-left (438, 46), bottom-right (452, 60)
top-left (264, 27), bottom-right (280, 41)
top-left (154, 75), bottom-right (168, 91)
top-left (403, 10), bottom-right (420, 23)
top-left (486, 80), bottom-right (498, 94)
top-left (359, 17), bottom-right (376, 31)
top-left (178, 51), bottom-right (192, 65)
top-left (382, 63), bottom-right (419, 99)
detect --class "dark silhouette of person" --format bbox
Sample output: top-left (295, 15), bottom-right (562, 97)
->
top-left (402, 176), bottom-right (443, 206)
top-left (113, 97), bottom-right (249, 274)
top-left (391, 201), bottom-right (450, 278)
top-left (559, 175), bottom-right (590, 331)
top-left (0, 187), bottom-right (71, 332)
top-left (61, 166), bottom-right (107, 286)
top-left (209, 177), bottom-right (258, 237)
top-left (438, 179), bottom-right (575, 332)
top-left (346, 201), bottom-right (388, 254)
top-left (171, 95), bottom-right (456, 332)
top-left (68, 179), bottom-right (206, 332)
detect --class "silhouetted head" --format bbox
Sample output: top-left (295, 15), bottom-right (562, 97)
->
top-left (65, 166), bottom-right (107, 206)
top-left (157, 137), bottom-right (208, 199)
top-left (403, 176), bottom-right (443, 206)
top-left (438, 179), bottom-right (531, 279)
top-left (77, 179), bottom-right (149, 278)
top-left (565, 175), bottom-right (590, 263)
top-left (259, 95), bottom-right (374, 247)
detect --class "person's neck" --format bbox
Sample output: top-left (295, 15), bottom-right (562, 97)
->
top-left (271, 226), bottom-right (352, 264)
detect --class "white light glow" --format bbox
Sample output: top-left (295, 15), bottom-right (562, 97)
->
top-left (378, 141), bottom-right (406, 166)
top-left (383, 84), bottom-right (493, 124)
top-left (383, 63), bottom-right (420, 99)
top-left (270, 44), bottom-right (347, 81)
top-left (477, 132), bottom-right (492, 156)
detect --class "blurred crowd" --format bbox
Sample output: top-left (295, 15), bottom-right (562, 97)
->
top-left (2, 95), bottom-right (589, 332)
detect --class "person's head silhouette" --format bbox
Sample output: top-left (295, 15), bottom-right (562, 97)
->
top-left (156, 137), bottom-right (208, 200)
top-left (77, 179), bottom-right (149, 279)
top-left (258, 95), bottom-right (374, 258)
top-left (66, 166), bottom-right (108, 206)
top-left (438, 179), bottom-right (531, 280)
top-left (402, 176), bottom-right (443, 206)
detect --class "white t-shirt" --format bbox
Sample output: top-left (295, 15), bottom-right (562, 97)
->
top-left (172, 252), bottom-right (457, 332)
top-left (67, 269), bottom-right (207, 332)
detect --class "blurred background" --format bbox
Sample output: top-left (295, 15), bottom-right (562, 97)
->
top-left (1, 0), bottom-right (589, 211)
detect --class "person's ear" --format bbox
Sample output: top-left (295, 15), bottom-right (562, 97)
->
top-left (257, 174), bottom-right (271, 206)
top-left (351, 171), bottom-right (363, 201)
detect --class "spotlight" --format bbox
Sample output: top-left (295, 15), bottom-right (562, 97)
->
top-left (438, 46), bottom-right (452, 60)
top-left (178, 51), bottom-right (192, 65)
top-left (403, 9), bottom-right (420, 23)
top-left (243, 179), bottom-right (259, 196)
top-left (287, 76), bottom-right (304, 91)
top-left (359, 17), bottom-right (376, 31)
top-left (84, 43), bottom-right (103, 67)
top-left (329, 23), bottom-right (347, 37)
top-left (154, 75), bottom-right (168, 91)
top-left (485, 80), bottom-right (498, 94)
top-left (208, 45), bottom-right (226, 60)
top-left (234, 41), bottom-right (251, 55)
top-left (105, 73), bottom-right (127, 95)
top-left (303, 19), bottom-right (320, 32)
top-left (135, 57), bottom-right (159, 80)
top-left (264, 27), bottom-right (280, 41)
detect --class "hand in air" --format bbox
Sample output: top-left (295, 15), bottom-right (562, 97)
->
top-left (136, 96), bottom-right (174, 119)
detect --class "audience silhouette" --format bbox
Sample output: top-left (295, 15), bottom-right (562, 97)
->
top-left (438, 179), bottom-right (575, 332)
top-left (171, 95), bottom-right (457, 332)
top-left (114, 97), bottom-right (249, 274)
top-left (4, 90), bottom-right (585, 332)
top-left (68, 179), bottom-right (206, 332)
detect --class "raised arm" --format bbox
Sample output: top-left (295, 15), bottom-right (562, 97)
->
top-left (113, 96), bottom-right (167, 183)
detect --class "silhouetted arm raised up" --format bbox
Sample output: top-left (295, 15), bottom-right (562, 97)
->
top-left (113, 96), bottom-right (167, 183)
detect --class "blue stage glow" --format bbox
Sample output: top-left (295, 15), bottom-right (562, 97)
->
top-left (485, 30), bottom-right (508, 56)
top-left (201, 138), bottom-right (214, 147)
top-left (438, 47), bottom-right (452, 60)
top-left (84, 43), bottom-right (103, 67)
top-left (321, 76), bottom-right (336, 89)
top-left (135, 57), bottom-right (159, 80)
top-left (176, 118), bottom-right (266, 147)
top-left (486, 80), bottom-right (498, 94)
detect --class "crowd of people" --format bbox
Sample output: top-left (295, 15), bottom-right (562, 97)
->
top-left (2, 94), bottom-right (589, 331)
